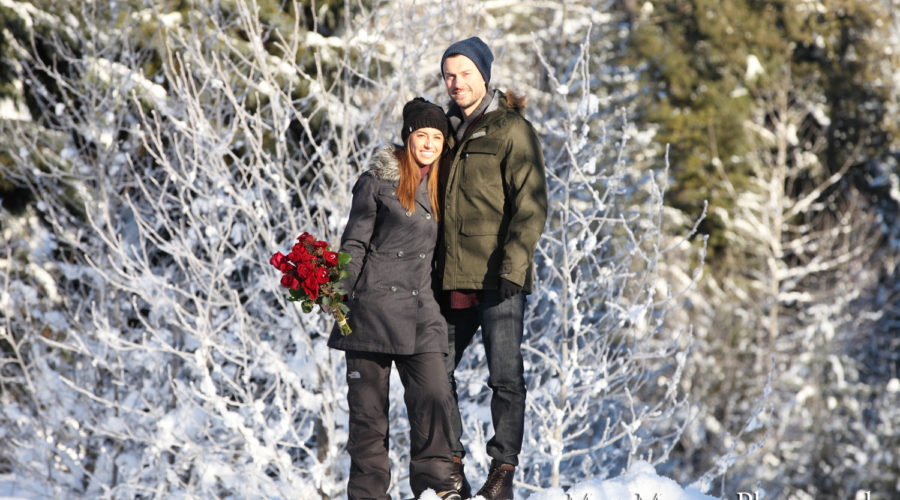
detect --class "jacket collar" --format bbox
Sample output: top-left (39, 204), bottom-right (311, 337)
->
top-left (447, 89), bottom-right (527, 149)
top-left (414, 175), bottom-right (431, 213)
top-left (368, 146), bottom-right (433, 214)
top-left (448, 89), bottom-right (497, 142)
top-left (369, 146), bottom-right (401, 181)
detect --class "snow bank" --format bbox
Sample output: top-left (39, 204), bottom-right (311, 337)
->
top-left (420, 461), bottom-right (716, 500)
top-left (2, 462), bottom-right (717, 500)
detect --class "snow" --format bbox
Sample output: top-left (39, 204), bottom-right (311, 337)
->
top-left (419, 461), bottom-right (716, 500)
top-left (887, 378), bottom-right (900, 393)
top-left (0, 97), bottom-right (31, 121)
top-left (745, 54), bottom-right (764, 81)
top-left (0, 461), bottom-right (713, 500)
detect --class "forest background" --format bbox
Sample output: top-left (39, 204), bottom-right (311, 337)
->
top-left (1, 0), bottom-right (898, 498)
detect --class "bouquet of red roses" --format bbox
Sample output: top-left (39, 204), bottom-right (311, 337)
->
top-left (270, 232), bottom-right (352, 336)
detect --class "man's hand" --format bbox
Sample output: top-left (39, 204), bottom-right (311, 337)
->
top-left (498, 277), bottom-right (522, 300)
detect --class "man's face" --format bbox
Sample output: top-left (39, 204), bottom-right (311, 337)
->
top-left (442, 55), bottom-right (486, 117)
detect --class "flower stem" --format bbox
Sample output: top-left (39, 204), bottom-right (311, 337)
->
top-left (333, 308), bottom-right (351, 336)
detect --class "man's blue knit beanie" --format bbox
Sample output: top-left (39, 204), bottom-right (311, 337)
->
top-left (441, 37), bottom-right (494, 85)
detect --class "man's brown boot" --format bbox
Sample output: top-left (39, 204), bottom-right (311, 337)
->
top-left (450, 456), bottom-right (472, 498)
top-left (476, 459), bottom-right (515, 500)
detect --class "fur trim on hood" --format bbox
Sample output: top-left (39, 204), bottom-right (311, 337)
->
top-left (503, 89), bottom-right (527, 111)
top-left (368, 146), bottom-right (401, 181)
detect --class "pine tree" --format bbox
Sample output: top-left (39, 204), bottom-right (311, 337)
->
top-left (627, 0), bottom-right (898, 261)
top-left (627, 0), bottom-right (900, 494)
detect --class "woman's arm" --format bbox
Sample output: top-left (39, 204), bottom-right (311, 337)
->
top-left (339, 172), bottom-right (378, 294)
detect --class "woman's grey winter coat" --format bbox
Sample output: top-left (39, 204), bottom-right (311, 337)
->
top-left (327, 147), bottom-right (447, 355)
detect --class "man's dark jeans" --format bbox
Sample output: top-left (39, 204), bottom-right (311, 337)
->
top-left (444, 289), bottom-right (526, 466)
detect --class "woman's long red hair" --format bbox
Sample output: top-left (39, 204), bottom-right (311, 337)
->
top-left (394, 141), bottom-right (444, 221)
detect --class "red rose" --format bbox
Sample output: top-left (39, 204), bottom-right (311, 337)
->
top-left (278, 261), bottom-right (294, 274)
top-left (281, 274), bottom-right (300, 290)
top-left (323, 251), bottom-right (338, 267)
top-left (313, 240), bottom-right (328, 250)
top-left (315, 266), bottom-right (330, 285)
top-left (287, 243), bottom-right (310, 264)
top-left (302, 275), bottom-right (319, 300)
top-left (270, 251), bottom-right (287, 269)
top-left (297, 232), bottom-right (314, 244)
top-left (296, 262), bottom-right (314, 280)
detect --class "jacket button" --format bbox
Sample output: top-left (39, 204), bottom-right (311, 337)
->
top-left (405, 210), bottom-right (412, 217)
top-left (390, 286), bottom-right (398, 292)
top-left (418, 253), bottom-right (426, 259)
top-left (425, 213), bottom-right (432, 219)
top-left (411, 290), bottom-right (418, 296)
top-left (397, 251), bottom-right (404, 257)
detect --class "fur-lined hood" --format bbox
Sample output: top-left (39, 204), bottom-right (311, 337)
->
top-left (482, 88), bottom-right (527, 115)
top-left (367, 146), bottom-right (401, 182)
top-left (499, 88), bottom-right (527, 111)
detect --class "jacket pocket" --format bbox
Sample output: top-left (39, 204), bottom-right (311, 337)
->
top-left (465, 138), bottom-right (501, 155)
top-left (460, 217), bottom-right (501, 236)
top-left (457, 218), bottom-right (503, 282)
top-left (462, 138), bottom-right (502, 188)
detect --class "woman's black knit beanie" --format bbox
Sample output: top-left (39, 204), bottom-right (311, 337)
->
top-left (401, 97), bottom-right (449, 143)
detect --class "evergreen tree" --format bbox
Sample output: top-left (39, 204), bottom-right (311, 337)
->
top-left (627, 0), bottom-right (898, 261)
top-left (627, 1), bottom-right (900, 495)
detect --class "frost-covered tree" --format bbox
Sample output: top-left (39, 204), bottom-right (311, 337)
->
top-left (680, 10), bottom-right (900, 497)
top-left (619, 0), bottom-right (900, 495)
top-left (2, 1), bottom-right (735, 498)
top-left (1, 0), bottom-right (383, 496)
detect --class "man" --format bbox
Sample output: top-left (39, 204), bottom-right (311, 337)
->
top-left (437, 36), bottom-right (548, 500)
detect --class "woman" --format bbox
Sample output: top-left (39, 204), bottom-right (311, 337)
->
top-left (328, 98), bottom-right (460, 500)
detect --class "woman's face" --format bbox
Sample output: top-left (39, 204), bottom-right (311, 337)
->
top-left (409, 127), bottom-right (444, 167)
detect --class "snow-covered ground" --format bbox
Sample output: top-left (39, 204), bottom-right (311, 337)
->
top-left (426, 461), bottom-right (717, 500)
top-left (522, 461), bottom-right (716, 500)
top-left (1, 462), bottom-right (716, 500)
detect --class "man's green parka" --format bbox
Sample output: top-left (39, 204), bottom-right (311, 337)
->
top-left (440, 90), bottom-right (548, 293)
